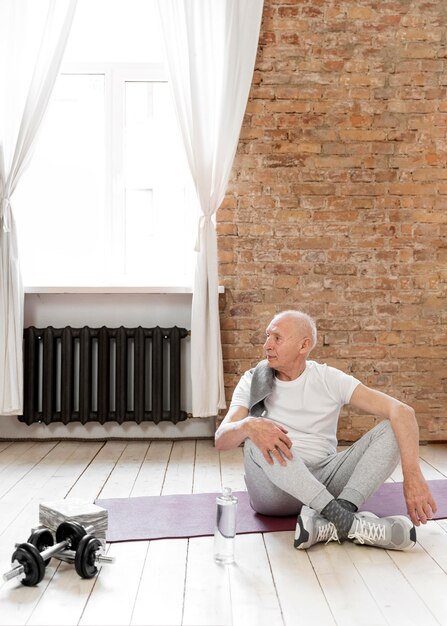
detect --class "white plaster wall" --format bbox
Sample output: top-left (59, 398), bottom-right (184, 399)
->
top-left (0, 292), bottom-right (215, 440)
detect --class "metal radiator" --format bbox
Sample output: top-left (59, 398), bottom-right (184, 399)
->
top-left (20, 325), bottom-right (190, 425)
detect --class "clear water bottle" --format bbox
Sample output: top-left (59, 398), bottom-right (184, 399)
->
top-left (214, 487), bottom-right (238, 564)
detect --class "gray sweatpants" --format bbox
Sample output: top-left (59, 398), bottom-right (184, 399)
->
top-left (244, 420), bottom-right (400, 515)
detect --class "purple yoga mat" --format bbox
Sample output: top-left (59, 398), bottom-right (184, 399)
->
top-left (96, 479), bottom-right (447, 543)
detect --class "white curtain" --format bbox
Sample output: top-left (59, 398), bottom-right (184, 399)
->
top-left (158, 0), bottom-right (264, 417)
top-left (0, 0), bottom-right (76, 415)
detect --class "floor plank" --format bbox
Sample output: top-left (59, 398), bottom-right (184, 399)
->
top-left (264, 531), bottom-right (335, 626)
top-left (219, 446), bottom-right (246, 492)
top-left (130, 440), bottom-right (172, 497)
top-left (0, 441), bottom-right (40, 476)
top-left (0, 565), bottom-right (59, 626)
top-left (193, 439), bottom-right (222, 494)
top-left (390, 448), bottom-right (446, 482)
top-left (0, 441), bottom-right (14, 454)
top-left (437, 518), bottom-right (447, 534)
top-left (389, 535), bottom-right (447, 625)
top-left (182, 536), bottom-right (232, 626)
top-left (307, 542), bottom-right (388, 625)
top-left (161, 440), bottom-right (196, 495)
top-left (97, 442), bottom-right (149, 500)
top-left (0, 442), bottom-right (58, 500)
top-left (0, 442), bottom-right (101, 543)
top-left (419, 444), bottom-right (447, 477)
top-left (415, 520), bottom-right (447, 573)
top-left (79, 542), bottom-right (147, 626)
top-left (229, 533), bottom-right (284, 626)
top-left (67, 441), bottom-right (127, 502)
top-left (26, 560), bottom-right (97, 626)
top-left (343, 540), bottom-right (439, 626)
top-left (131, 539), bottom-right (187, 626)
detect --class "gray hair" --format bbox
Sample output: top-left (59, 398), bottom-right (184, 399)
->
top-left (273, 310), bottom-right (318, 352)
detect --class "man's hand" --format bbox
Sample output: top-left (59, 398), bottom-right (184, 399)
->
top-left (245, 417), bottom-right (293, 466)
top-left (403, 470), bottom-right (437, 526)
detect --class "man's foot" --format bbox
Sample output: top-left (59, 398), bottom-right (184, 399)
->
top-left (348, 512), bottom-right (417, 550)
top-left (294, 506), bottom-right (339, 549)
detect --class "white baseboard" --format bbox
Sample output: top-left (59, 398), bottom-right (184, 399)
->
top-left (0, 415), bottom-right (215, 440)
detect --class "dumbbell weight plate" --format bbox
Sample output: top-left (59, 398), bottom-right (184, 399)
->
top-left (11, 543), bottom-right (45, 586)
top-left (27, 528), bottom-right (54, 567)
top-left (55, 520), bottom-right (86, 551)
top-left (74, 535), bottom-right (102, 579)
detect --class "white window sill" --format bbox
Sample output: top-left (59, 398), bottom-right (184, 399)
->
top-left (24, 286), bottom-right (225, 294)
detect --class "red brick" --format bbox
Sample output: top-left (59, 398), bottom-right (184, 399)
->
top-left (219, 0), bottom-right (446, 441)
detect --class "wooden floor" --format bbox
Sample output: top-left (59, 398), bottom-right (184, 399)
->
top-left (0, 440), bottom-right (447, 626)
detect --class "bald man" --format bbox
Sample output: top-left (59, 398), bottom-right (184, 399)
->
top-left (215, 310), bottom-right (437, 550)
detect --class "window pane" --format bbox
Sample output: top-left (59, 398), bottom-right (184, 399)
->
top-left (125, 188), bottom-right (153, 275)
top-left (123, 81), bottom-right (197, 284)
top-left (64, 0), bottom-right (165, 64)
top-left (14, 74), bottom-right (105, 286)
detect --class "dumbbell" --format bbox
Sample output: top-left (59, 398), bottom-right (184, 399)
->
top-left (42, 534), bottom-right (114, 577)
top-left (74, 534), bottom-right (114, 579)
top-left (3, 520), bottom-right (91, 586)
top-left (26, 528), bottom-right (55, 566)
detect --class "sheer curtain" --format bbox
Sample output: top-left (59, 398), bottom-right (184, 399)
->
top-left (158, 0), bottom-right (264, 417)
top-left (0, 0), bottom-right (76, 415)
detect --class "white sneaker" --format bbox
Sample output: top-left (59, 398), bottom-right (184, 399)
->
top-left (348, 511), bottom-right (416, 550)
top-left (294, 506), bottom-right (339, 549)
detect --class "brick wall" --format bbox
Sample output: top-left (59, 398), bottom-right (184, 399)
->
top-left (218, 0), bottom-right (447, 441)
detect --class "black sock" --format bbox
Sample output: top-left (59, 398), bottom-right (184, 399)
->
top-left (321, 499), bottom-right (355, 541)
top-left (337, 498), bottom-right (358, 513)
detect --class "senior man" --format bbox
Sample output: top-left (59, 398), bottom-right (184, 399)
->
top-left (215, 310), bottom-right (436, 550)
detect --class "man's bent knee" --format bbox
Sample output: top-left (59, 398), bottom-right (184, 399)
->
top-left (244, 440), bottom-right (302, 516)
top-left (244, 474), bottom-right (302, 516)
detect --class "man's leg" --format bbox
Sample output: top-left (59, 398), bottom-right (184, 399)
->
top-left (312, 419), bottom-right (400, 509)
top-left (244, 439), bottom-right (335, 514)
top-left (244, 439), bottom-right (347, 548)
top-left (244, 444), bottom-right (302, 516)
top-left (295, 421), bottom-right (416, 550)
top-left (244, 422), bottom-right (415, 550)
top-left (244, 421), bottom-right (398, 515)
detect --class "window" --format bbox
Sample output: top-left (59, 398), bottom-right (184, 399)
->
top-left (14, 0), bottom-right (198, 287)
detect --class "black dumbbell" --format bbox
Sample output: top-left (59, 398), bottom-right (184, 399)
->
top-left (74, 534), bottom-right (114, 579)
top-left (5, 543), bottom-right (45, 587)
top-left (27, 528), bottom-right (54, 566)
top-left (3, 520), bottom-right (89, 586)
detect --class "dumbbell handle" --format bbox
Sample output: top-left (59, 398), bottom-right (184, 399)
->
top-left (54, 549), bottom-right (114, 565)
top-left (94, 553), bottom-right (114, 564)
top-left (41, 538), bottom-right (72, 561)
top-left (3, 565), bottom-right (25, 582)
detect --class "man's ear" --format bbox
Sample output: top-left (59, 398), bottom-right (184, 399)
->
top-left (299, 337), bottom-right (312, 353)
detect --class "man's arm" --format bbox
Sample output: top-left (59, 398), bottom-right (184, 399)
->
top-left (349, 383), bottom-right (437, 526)
top-left (215, 405), bottom-right (293, 466)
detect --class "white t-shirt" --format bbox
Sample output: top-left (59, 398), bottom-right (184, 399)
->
top-left (230, 360), bottom-right (360, 465)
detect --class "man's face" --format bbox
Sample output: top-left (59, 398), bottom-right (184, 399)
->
top-left (263, 315), bottom-right (306, 374)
